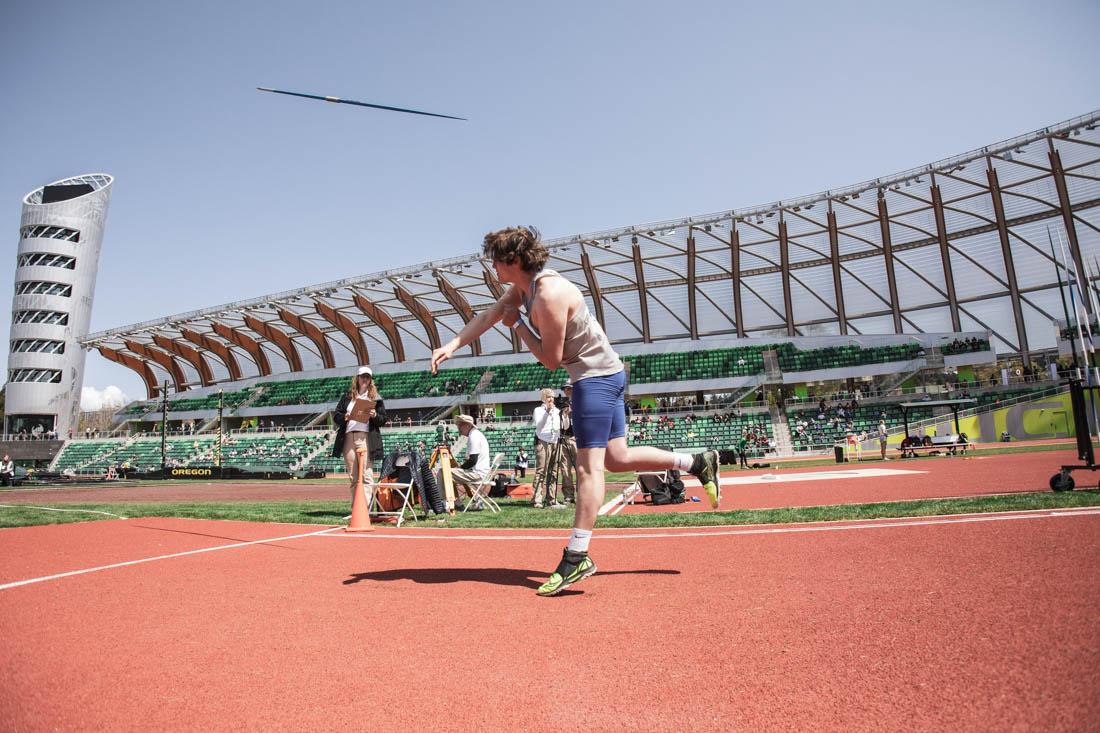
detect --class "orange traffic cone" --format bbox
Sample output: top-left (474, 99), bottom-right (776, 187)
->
top-left (346, 446), bottom-right (374, 532)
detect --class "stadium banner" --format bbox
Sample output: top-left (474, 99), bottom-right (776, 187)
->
top-left (141, 466), bottom-right (327, 481)
top-left (163, 466), bottom-right (222, 480)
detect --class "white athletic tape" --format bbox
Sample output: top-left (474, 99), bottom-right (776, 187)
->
top-left (0, 504), bottom-right (126, 519)
top-left (0, 525), bottom-right (340, 591)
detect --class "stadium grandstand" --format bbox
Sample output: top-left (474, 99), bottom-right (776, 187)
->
top-left (40, 108), bottom-right (1100, 475)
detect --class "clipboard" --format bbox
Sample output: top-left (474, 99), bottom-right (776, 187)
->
top-left (348, 397), bottom-right (376, 423)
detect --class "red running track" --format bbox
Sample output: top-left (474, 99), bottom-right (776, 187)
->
top-left (648, 449), bottom-right (1085, 513)
top-left (0, 511), bottom-right (1098, 731)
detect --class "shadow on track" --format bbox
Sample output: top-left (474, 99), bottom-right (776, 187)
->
top-left (343, 567), bottom-right (679, 589)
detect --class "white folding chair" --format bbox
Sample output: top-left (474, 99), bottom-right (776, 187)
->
top-left (462, 453), bottom-right (504, 513)
top-left (598, 469), bottom-right (670, 516)
top-left (369, 478), bottom-right (418, 527)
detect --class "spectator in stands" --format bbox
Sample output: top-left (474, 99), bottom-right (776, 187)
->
top-left (532, 387), bottom-right (564, 508)
top-left (331, 366), bottom-right (388, 502)
top-left (0, 455), bottom-right (13, 486)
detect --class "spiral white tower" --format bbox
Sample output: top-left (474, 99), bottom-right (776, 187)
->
top-left (6, 173), bottom-right (113, 439)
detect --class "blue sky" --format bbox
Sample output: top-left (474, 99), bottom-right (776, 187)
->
top-left (1, 0), bottom-right (1098, 404)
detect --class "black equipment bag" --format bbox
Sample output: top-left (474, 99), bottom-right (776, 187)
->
top-left (490, 474), bottom-right (509, 498)
top-left (640, 471), bottom-right (685, 506)
top-left (416, 458), bottom-right (447, 515)
top-left (667, 469), bottom-right (686, 503)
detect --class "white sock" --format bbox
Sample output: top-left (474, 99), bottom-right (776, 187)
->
top-left (672, 452), bottom-right (694, 471)
top-left (566, 528), bottom-right (592, 554)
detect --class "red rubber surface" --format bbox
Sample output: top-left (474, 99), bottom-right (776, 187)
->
top-left (636, 449), bottom-right (1085, 512)
top-left (1, 512), bottom-right (1098, 730)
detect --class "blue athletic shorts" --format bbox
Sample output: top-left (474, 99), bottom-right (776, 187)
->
top-left (571, 369), bottom-right (627, 449)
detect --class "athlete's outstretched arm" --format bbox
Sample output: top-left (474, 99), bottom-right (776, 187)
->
top-left (430, 287), bottom-right (520, 373)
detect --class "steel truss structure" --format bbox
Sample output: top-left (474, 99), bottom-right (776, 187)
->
top-left (83, 112), bottom-right (1100, 397)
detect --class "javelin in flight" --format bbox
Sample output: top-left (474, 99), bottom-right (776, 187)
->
top-left (257, 87), bottom-right (466, 121)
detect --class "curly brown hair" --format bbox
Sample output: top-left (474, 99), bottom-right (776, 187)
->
top-left (482, 226), bottom-right (549, 273)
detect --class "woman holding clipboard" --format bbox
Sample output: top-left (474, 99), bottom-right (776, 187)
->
top-left (332, 366), bottom-right (387, 499)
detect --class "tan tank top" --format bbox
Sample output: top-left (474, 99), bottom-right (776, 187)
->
top-left (523, 269), bottom-right (624, 383)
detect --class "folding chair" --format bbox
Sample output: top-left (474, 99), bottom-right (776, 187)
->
top-left (368, 464), bottom-right (419, 527)
top-left (462, 453), bottom-right (504, 513)
top-left (599, 470), bottom-right (669, 516)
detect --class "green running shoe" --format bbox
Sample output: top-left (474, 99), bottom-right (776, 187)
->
top-left (691, 449), bottom-right (721, 509)
top-left (537, 550), bottom-right (597, 596)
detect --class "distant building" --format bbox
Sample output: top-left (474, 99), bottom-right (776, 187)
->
top-left (6, 174), bottom-right (113, 439)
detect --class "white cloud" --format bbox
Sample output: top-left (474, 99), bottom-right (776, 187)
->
top-left (81, 385), bottom-right (131, 411)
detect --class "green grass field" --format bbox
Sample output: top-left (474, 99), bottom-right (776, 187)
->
top-left (1, 490), bottom-right (1097, 530)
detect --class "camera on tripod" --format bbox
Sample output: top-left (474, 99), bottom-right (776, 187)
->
top-left (435, 421), bottom-right (453, 448)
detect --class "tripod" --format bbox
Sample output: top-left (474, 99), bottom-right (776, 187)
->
top-left (430, 422), bottom-right (458, 513)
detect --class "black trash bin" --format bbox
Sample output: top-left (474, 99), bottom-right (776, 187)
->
top-left (834, 445), bottom-right (846, 463)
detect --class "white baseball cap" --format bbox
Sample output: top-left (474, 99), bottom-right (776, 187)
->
top-left (357, 366), bottom-right (373, 377)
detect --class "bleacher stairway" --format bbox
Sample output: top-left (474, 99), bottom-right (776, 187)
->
top-left (293, 439), bottom-right (332, 471)
top-left (770, 403), bottom-right (793, 456)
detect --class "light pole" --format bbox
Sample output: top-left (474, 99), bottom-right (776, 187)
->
top-left (159, 381), bottom-right (168, 475)
top-left (217, 389), bottom-right (224, 476)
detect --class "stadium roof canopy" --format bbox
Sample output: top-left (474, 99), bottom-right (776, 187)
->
top-left (84, 110), bottom-right (1100, 396)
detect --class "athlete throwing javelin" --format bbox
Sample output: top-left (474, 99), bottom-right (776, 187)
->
top-left (431, 226), bottom-right (720, 596)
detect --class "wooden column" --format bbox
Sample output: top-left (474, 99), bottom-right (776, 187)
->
top-left (687, 230), bottom-right (698, 339)
top-left (778, 219), bottom-right (795, 336)
top-left (987, 163), bottom-right (1030, 362)
top-left (632, 240), bottom-right (651, 342)
top-left (1049, 146), bottom-right (1092, 315)
top-left (930, 180), bottom-right (962, 331)
top-left (877, 193), bottom-right (903, 333)
top-left (827, 206), bottom-right (848, 335)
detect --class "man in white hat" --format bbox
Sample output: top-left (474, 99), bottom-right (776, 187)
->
top-left (438, 414), bottom-right (492, 509)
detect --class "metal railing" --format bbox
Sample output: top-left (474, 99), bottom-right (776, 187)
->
top-left (785, 375), bottom-right (1061, 408)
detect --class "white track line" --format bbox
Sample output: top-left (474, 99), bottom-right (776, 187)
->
top-left (0, 526), bottom-right (340, 592)
top-left (323, 507), bottom-right (1100, 541)
top-left (682, 467), bottom-right (925, 487)
top-left (0, 504), bottom-right (127, 519)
